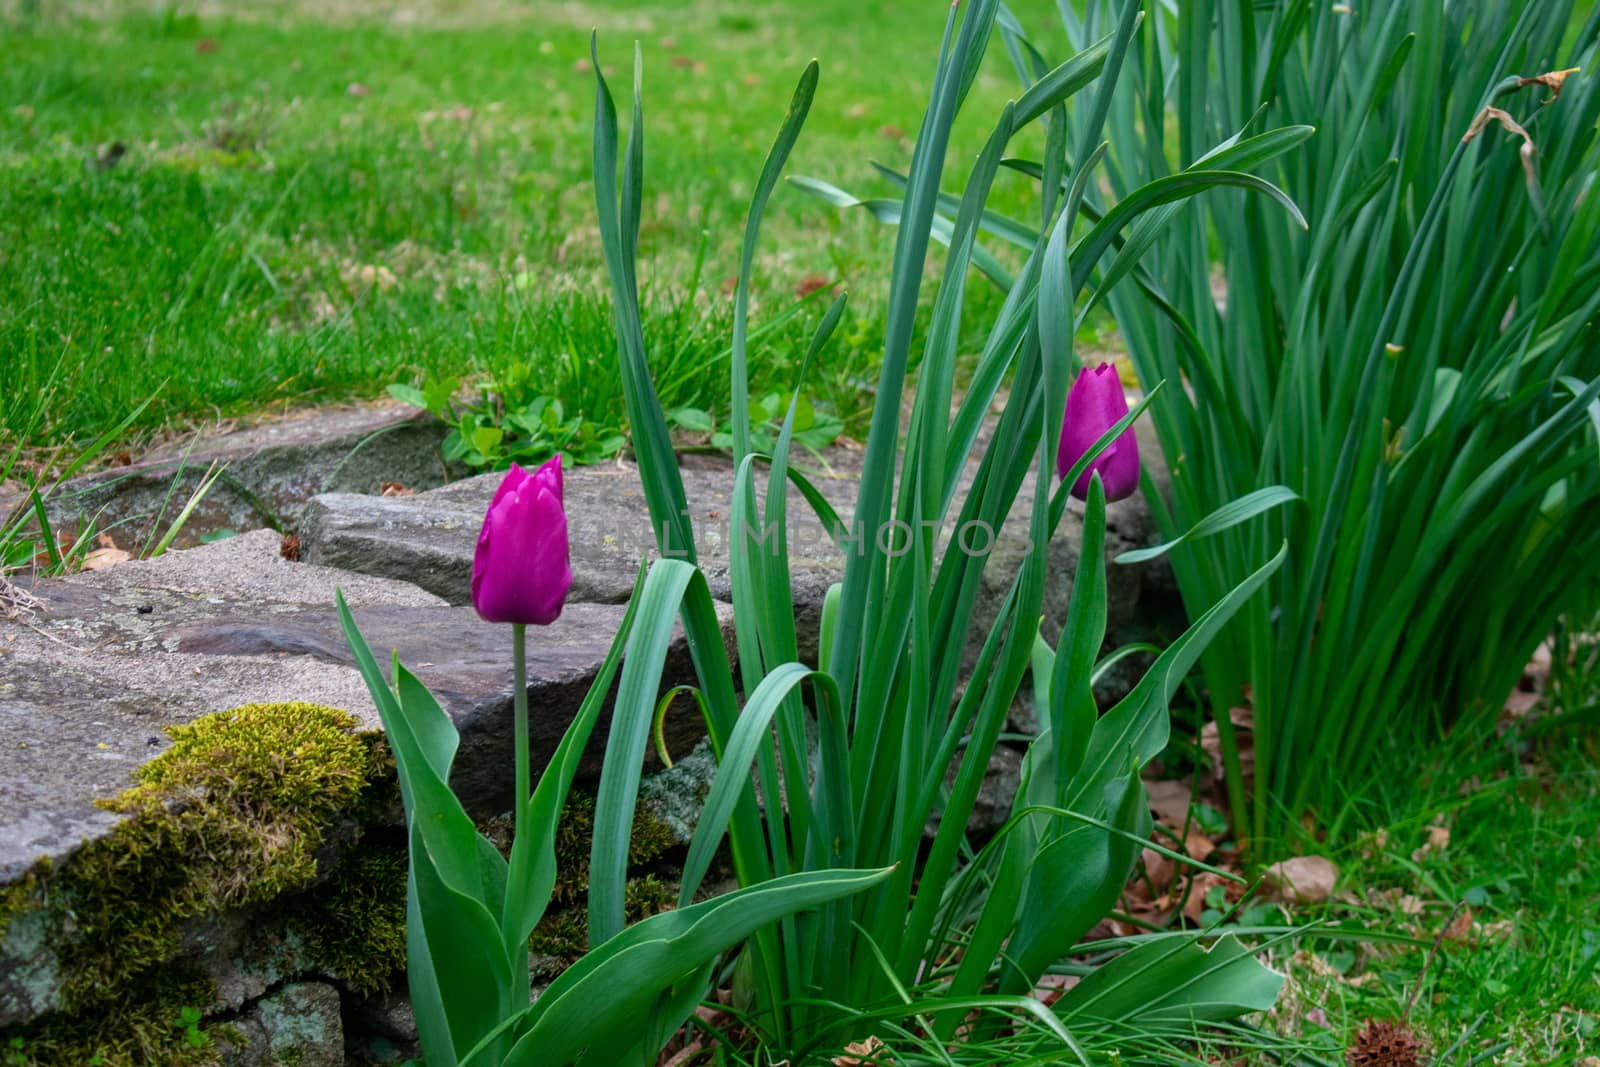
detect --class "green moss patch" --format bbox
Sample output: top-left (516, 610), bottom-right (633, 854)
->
top-left (526, 793), bottom-right (681, 968)
top-left (284, 843), bottom-right (407, 998)
top-left (0, 702), bottom-right (393, 1065)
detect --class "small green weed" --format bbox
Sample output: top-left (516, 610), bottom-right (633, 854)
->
top-left (172, 1007), bottom-right (209, 1051)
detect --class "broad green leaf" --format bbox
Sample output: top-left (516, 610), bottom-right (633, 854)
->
top-left (1056, 934), bottom-right (1284, 1026)
top-left (486, 868), bottom-right (893, 1067)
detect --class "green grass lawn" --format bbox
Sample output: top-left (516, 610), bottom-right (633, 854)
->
top-left (1261, 686), bottom-right (1600, 1064)
top-left (1, 0), bottom-right (1070, 450)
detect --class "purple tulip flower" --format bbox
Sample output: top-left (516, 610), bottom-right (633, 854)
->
top-left (471, 455), bottom-right (573, 626)
top-left (1057, 362), bottom-right (1141, 502)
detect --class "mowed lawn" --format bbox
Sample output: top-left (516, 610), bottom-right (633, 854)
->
top-left (1, 0), bottom-right (1065, 448)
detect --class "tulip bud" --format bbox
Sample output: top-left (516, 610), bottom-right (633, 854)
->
top-left (1057, 363), bottom-right (1141, 502)
top-left (471, 455), bottom-right (574, 625)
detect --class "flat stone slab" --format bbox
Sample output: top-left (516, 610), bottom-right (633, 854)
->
top-left (301, 455), bottom-right (862, 603)
top-left (299, 449), bottom-right (1172, 698)
top-left (301, 455), bottom-right (860, 663)
top-left (18, 401), bottom-right (448, 551)
top-left (0, 530), bottom-right (726, 883)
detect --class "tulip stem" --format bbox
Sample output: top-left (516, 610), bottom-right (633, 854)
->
top-left (513, 622), bottom-right (530, 838)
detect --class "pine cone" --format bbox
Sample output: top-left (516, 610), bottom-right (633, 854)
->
top-left (1346, 1018), bottom-right (1426, 1067)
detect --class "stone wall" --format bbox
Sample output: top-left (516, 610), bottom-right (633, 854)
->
top-left (0, 426), bottom-right (1178, 1064)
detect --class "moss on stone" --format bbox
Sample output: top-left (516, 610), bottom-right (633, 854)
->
top-left (547, 793), bottom-right (676, 903)
top-left (57, 702), bottom-right (379, 1001)
top-left (284, 843), bottom-right (407, 997)
top-left (530, 874), bottom-right (674, 967)
top-left (527, 790), bottom-right (680, 967)
top-left (0, 864), bottom-right (45, 947)
top-left (0, 702), bottom-right (394, 1064)
top-left (1, 970), bottom-right (221, 1067)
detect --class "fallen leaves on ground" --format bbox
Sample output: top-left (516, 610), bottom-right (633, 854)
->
top-left (1030, 971), bottom-right (1080, 1008)
top-left (1199, 704), bottom-right (1255, 790)
top-left (1264, 855), bottom-right (1339, 905)
top-left (833, 1035), bottom-right (889, 1065)
top-left (80, 547), bottom-right (132, 571)
top-left (1410, 824), bottom-right (1449, 862)
top-left (796, 273), bottom-right (832, 298)
top-left (81, 534), bottom-right (133, 572)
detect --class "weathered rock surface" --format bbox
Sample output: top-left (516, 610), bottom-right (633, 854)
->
top-left (301, 442), bottom-right (1176, 691)
top-left (21, 402), bottom-right (448, 550)
top-left (345, 989), bottom-right (420, 1065)
top-left (218, 981), bottom-right (345, 1067)
top-left (0, 530), bottom-right (726, 883)
top-left (302, 455), bottom-right (860, 663)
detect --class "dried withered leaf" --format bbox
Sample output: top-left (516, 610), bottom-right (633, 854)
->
top-left (1200, 705), bottom-right (1255, 787)
top-left (1180, 871), bottom-right (1232, 925)
top-left (1137, 846), bottom-right (1176, 897)
top-left (1517, 67), bottom-right (1581, 101)
top-left (280, 534), bottom-right (302, 562)
top-left (380, 481), bottom-right (415, 497)
top-left (796, 273), bottom-right (832, 298)
top-left (1410, 824), bottom-right (1449, 862)
top-left (80, 547), bottom-right (133, 571)
top-left (1443, 904), bottom-right (1476, 945)
top-left (1145, 777), bottom-right (1195, 829)
top-left (1264, 855), bottom-right (1339, 905)
top-left (1031, 971), bottom-right (1080, 1007)
top-left (833, 1035), bottom-right (888, 1066)
top-left (1461, 106), bottom-right (1540, 193)
top-left (1503, 689), bottom-right (1540, 719)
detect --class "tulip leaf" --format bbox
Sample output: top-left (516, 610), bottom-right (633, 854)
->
top-left (337, 594), bottom-right (516, 1060)
top-left (1068, 542), bottom-right (1287, 810)
top-left (487, 867), bottom-right (894, 1067)
top-left (1055, 933), bottom-right (1285, 1027)
top-left (501, 563), bottom-right (649, 976)
top-left (1050, 474), bottom-right (1107, 787)
top-left (679, 663), bottom-right (848, 905)
top-left (1011, 25), bottom-right (1117, 129)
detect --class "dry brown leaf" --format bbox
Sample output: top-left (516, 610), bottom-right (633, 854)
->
top-left (1199, 705), bottom-right (1255, 788)
top-left (1181, 871), bottom-right (1231, 924)
top-left (1137, 846), bottom-right (1175, 897)
top-left (658, 1041), bottom-right (705, 1067)
top-left (1183, 827), bottom-right (1216, 863)
top-left (1518, 67), bottom-right (1581, 101)
top-left (1411, 824), bottom-right (1450, 862)
top-left (1503, 689), bottom-right (1540, 719)
top-left (796, 273), bottom-right (832, 299)
top-left (1031, 971), bottom-right (1080, 1007)
top-left (1462, 106), bottom-right (1539, 191)
top-left (1444, 905), bottom-right (1476, 945)
top-left (1264, 855), bottom-right (1338, 905)
top-left (80, 547), bottom-right (133, 571)
top-left (833, 1035), bottom-right (888, 1066)
top-left (1144, 777), bottom-right (1194, 829)
top-left (1527, 641), bottom-right (1553, 690)
top-left (380, 481), bottom-right (415, 497)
